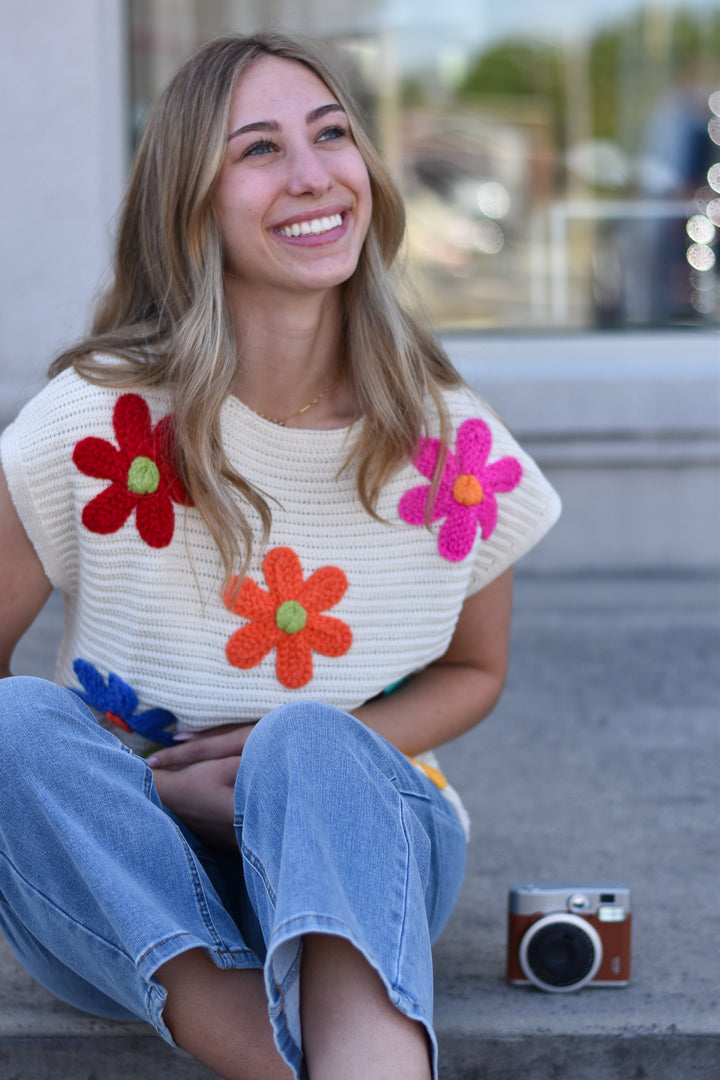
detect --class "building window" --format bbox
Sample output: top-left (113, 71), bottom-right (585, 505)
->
top-left (130, 0), bottom-right (720, 331)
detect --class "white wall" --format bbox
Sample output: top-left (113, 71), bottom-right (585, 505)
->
top-left (0, 0), bottom-right (128, 417)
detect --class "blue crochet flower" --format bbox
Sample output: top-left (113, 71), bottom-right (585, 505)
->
top-left (71, 659), bottom-right (177, 745)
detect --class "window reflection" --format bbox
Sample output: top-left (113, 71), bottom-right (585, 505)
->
top-left (130, 0), bottom-right (720, 330)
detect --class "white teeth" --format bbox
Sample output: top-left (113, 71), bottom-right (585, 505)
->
top-left (278, 213), bottom-right (342, 238)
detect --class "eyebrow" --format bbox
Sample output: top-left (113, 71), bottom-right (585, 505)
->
top-left (228, 103), bottom-right (346, 142)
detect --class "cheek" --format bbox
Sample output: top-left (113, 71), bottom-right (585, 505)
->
top-left (213, 172), bottom-right (265, 233)
top-left (215, 186), bottom-right (268, 253)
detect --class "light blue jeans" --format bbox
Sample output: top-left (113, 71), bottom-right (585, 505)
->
top-left (0, 677), bottom-right (467, 1078)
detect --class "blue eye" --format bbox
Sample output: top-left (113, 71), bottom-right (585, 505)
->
top-left (318, 125), bottom-right (348, 142)
top-left (243, 139), bottom-right (277, 157)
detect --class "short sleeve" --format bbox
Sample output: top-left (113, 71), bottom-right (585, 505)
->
top-left (0, 370), bottom-right (100, 593)
top-left (437, 390), bottom-right (561, 597)
top-left (464, 422), bottom-right (561, 596)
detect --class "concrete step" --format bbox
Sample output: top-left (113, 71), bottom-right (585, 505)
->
top-left (2, 575), bottom-right (719, 1079)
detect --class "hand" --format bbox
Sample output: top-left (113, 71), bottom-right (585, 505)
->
top-left (152, 755), bottom-right (242, 850)
top-left (148, 723), bottom-right (257, 850)
top-left (147, 722), bottom-right (257, 769)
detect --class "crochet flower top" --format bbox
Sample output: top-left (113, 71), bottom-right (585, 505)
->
top-left (1, 366), bottom-right (560, 826)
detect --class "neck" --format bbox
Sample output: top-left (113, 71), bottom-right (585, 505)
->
top-left (226, 283), bottom-right (353, 428)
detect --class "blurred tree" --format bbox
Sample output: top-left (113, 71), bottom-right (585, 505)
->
top-left (456, 39), bottom-right (566, 144)
top-left (671, 7), bottom-right (720, 78)
top-left (588, 28), bottom-right (622, 141)
top-left (453, 7), bottom-right (719, 158)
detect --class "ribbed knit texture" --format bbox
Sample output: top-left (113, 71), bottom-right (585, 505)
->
top-left (1, 367), bottom-right (561, 735)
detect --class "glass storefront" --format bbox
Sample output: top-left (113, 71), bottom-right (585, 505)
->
top-left (130, 0), bottom-right (720, 331)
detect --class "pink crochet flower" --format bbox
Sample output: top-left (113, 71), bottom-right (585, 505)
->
top-left (399, 418), bottom-right (522, 562)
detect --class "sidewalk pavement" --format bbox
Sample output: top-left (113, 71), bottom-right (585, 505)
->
top-left (2, 571), bottom-right (719, 1079)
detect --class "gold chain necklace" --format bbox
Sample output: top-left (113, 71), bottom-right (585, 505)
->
top-left (249, 374), bottom-right (339, 427)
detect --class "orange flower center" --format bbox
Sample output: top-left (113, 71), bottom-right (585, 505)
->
top-left (127, 455), bottom-right (160, 495)
top-left (276, 600), bottom-right (308, 635)
top-left (453, 474), bottom-right (484, 506)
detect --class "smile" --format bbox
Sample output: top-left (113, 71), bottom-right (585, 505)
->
top-left (275, 213), bottom-right (343, 238)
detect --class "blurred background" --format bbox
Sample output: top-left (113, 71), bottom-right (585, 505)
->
top-left (127, 0), bottom-right (720, 332)
top-left (1, 0), bottom-right (719, 573)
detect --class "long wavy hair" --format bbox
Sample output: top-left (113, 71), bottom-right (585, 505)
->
top-left (51, 31), bottom-right (462, 581)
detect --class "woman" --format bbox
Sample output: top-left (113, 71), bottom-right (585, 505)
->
top-left (0, 32), bottom-right (560, 1080)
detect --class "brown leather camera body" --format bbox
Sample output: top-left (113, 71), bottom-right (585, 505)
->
top-left (507, 909), bottom-right (631, 984)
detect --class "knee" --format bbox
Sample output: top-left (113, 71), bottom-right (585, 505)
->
top-left (245, 702), bottom-right (362, 770)
top-left (0, 676), bottom-right (92, 767)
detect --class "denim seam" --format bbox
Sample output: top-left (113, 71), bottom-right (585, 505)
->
top-left (136, 931), bottom-right (257, 969)
top-left (149, 771), bottom-right (245, 956)
top-left (140, 940), bottom-right (261, 1045)
top-left (401, 795), bottom-right (466, 842)
top-left (170, 819), bottom-right (244, 953)
top-left (393, 784), bottom-right (431, 801)
top-left (142, 763), bottom-right (155, 796)
top-left (269, 911), bottom-right (426, 1014)
top-left (0, 825), bottom-right (247, 976)
top-left (0, 848), bottom-right (138, 965)
top-left (394, 796), bottom-right (414, 990)
top-left (240, 840), bottom-right (278, 909)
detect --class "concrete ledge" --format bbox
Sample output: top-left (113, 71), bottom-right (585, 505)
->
top-left (446, 329), bottom-right (720, 438)
top-left (0, 1035), bottom-right (215, 1080)
top-left (435, 1034), bottom-right (720, 1079)
top-left (1, 1032), bottom-right (716, 1080)
top-left (516, 459), bottom-right (720, 573)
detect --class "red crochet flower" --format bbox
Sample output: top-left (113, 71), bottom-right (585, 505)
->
top-left (224, 547), bottom-right (352, 690)
top-left (398, 418), bottom-right (522, 562)
top-left (72, 394), bottom-right (191, 548)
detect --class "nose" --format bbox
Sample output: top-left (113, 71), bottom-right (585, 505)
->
top-left (285, 143), bottom-right (333, 198)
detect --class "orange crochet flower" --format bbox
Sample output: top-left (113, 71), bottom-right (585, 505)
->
top-left (224, 547), bottom-right (352, 689)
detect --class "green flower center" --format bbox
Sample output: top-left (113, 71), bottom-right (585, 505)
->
top-left (275, 600), bottom-right (308, 635)
top-left (127, 456), bottom-right (160, 495)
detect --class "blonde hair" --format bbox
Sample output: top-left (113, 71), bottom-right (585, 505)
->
top-left (51, 32), bottom-right (461, 580)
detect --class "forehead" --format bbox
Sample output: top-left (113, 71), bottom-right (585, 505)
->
top-left (228, 54), bottom-right (337, 122)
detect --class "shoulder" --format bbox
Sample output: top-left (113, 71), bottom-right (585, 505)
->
top-left (1, 368), bottom-right (92, 474)
top-left (1, 364), bottom-right (176, 503)
top-left (0, 364), bottom-right (179, 592)
top-left (4, 363), bottom-right (173, 447)
top-left (435, 383), bottom-right (503, 427)
top-left (426, 383), bottom-right (526, 463)
top-left (6, 366), bottom-right (97, 431)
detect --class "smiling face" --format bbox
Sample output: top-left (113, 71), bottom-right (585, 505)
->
top-left (212, 54), bottom-right (373, 305)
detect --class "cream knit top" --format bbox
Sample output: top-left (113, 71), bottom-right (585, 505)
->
top-left (1, 367), bottom-right (560, 825)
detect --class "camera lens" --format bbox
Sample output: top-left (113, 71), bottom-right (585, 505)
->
top-left (519, 914), bottom-right (602, 992)
top-left (527, 923), bottom-right (594, 985)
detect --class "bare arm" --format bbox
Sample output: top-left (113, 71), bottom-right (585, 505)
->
top-left (0, 464), bottom-right (53, 678)
top-left (352, 566), bottom-right (513, 756)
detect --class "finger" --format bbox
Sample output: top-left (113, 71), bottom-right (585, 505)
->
top-left (148, 725), bottom-right (256, 768)
top-left (150, 758), bottom-right (242, 829)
